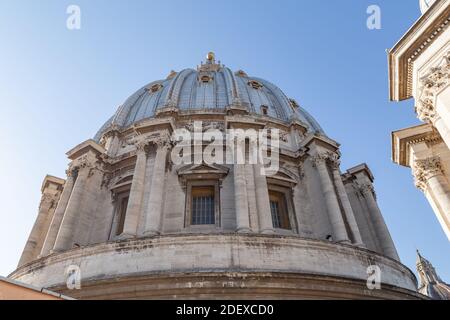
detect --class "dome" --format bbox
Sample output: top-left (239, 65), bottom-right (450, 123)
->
top-left (11, 53), bottom-right (421, 300)
top-left (94, 54), bottom-right (324, 140)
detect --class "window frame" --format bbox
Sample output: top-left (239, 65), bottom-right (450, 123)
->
top-left (184, 180), bottom-right (221, 230)
top-left (109, 177), bottom-right (132, 240)
top-left (267, 184), bottom-right (298, 234)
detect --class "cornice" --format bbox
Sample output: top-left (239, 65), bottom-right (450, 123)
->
top-left (40, 175), bottom-right (65, 193)
top-left (66, 139), bottom-right (106, 160)
top-left (300, 133), bottom-right (340, 151)
top-left (391, 123), bottom-right (442, 167)
top-left (388, 0), bottom-right (450, 101)
top-left (345, 163), bottom-right (375, 183)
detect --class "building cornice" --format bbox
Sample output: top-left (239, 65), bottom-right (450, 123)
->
top-left (66, 139), bottom-right (106, 160)
top-left (388, 0), bottom-right (450, 101)
top-left (391, 123), bottom-right (442, 167)
top-left (40, 175), bottom-right (65, 193)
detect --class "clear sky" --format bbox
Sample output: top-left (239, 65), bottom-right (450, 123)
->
top-left (0, 0), bottom-right (448, 282)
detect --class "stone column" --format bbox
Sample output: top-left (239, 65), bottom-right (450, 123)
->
top-left (18, 193), bottom-right (56, 267)
top-left (253, 164), bottom-right (274, 234)
top-left (103, 125), bottom-right (120, 156)
top-left (414, 156), bottom-right (450, 240)
top-left (53, 163), bottom-right (91, 252)
top-left (329, 157), bottom-right (364, 246)
top-left (40, 170), bottom-right (75, 257)
top-left (143, 141), bottom-right (170, 236)
top-left (234, 163), bottom-right (251, 233)
top-left (312, 154), bottom-right (349, 243)
top-left (360, 183), bottom-right (399, 260)
top-left (120, 142), bottom-right (148, 238)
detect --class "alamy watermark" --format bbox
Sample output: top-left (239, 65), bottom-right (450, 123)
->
top-left (65, 265), bottom-right (81, 290)
top-left (367, 5), bottom-right (381, 30)
top-left (66, 5), bottom-right (81, 30)
top-left (170, 121), bottom-right (280, 176)
top-left (366, 265), bottom-right (381, 290)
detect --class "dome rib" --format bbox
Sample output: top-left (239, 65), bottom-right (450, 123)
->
top-left (165, 69), bottom-right (195, 107)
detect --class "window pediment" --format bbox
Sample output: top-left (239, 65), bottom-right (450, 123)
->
top-left (177, 163), bottom-right (229, 182)
top-left (267, 168), bottom-right (298, 187)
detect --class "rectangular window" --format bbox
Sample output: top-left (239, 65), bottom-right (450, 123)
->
top-left (191, 186), bottom-right (215, 225)
top-left (269, 191), bottom-right (291, 230)
top-left (116, 195), bottom-right (129, 235)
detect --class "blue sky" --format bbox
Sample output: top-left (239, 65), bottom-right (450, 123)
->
top-left (0, 0), bottom-right (448, 282)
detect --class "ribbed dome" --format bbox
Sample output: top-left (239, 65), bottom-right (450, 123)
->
top-left (95, 54), bottom-right (324, 140)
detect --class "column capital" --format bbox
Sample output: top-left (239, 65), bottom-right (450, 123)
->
top-left (134, 139), bottom-right (149, 152)
top-left (154, 136), bottom-right (172, 151)
top-left (39, 193), bottom-right (57, 209)
top-left (358, 182), bottom-right (377, 200)
top-left (311, 151), bottom-right (340, 169)
top-left (413, 156), bottom-right (444, 191)
top-left (74, 153), bottom-right (100, 170)
top-left (328, 153), bottom-right (341, 170)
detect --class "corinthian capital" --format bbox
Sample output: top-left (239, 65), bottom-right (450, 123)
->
top-left (311, 151), bottom-right (340, 169)
top-left (77, 154), bottom-right (98, 169)
top-left (357, 183), bottom-right (377, 200)
top-left (327, 152), bottom-right (341, 170)
top-left (39, 193), bottom-right (57, 209)
top-left (311, 153), bottom-right (327, 167)
top-left (134, 139), bottom-right (148, 152)
top-left (413, 156), bottom-right (443, 191)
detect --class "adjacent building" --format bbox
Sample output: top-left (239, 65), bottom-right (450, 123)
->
top-left (389, 0), bottom-right (450, 241)
top-left (0, 276), bottom-right (71, 300)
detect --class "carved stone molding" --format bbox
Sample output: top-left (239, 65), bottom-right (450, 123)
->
top-left (416, 98), bottom-right (438, 123)
top-left (413, 156), bottom-right (444, 191)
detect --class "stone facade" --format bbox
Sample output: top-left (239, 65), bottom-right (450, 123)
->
top-left (10, 53), bottom-right (420, 299)
top-left (389, 0), bottom-right (450, 241)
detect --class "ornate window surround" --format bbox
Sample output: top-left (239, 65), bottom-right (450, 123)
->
top-left (177, 163), bottom-right (229, 231)
top-left (266, 168), bottom-right (299, 234)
